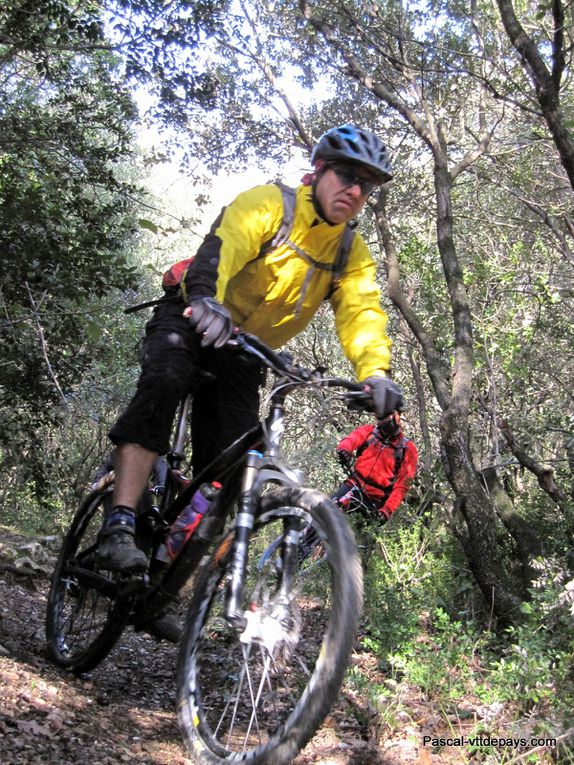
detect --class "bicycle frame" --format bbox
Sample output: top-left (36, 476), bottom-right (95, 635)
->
top-left (135, 343), bottom-right (310, 632)
top-left (47, 326), bottom-right (375, 715)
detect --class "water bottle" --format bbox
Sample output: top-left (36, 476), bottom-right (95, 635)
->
top-left (166, 481), bottom-right (221, 560)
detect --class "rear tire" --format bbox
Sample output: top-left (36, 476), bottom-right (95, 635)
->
top-left (46, 488), bottom-right (134, 674)
top-left (177, 485), bottom-right (363, 765)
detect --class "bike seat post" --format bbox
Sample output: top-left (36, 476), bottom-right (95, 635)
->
top-left (171, 394), bottom-right (192, 461)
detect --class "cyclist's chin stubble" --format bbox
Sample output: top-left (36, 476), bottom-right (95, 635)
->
top-left (329, 196), bottom-right (363, 223)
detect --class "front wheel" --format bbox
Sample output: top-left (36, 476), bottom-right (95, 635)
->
top-left (45, 487), bottom-right (135, 674)
top-left (177, 486), bottom-right (363, 765)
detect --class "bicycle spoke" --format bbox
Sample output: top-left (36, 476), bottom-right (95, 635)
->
top-left (178, 489), bottom-right (362, 765)
top-left (240, 642), bottom-right (265, 751)
top-left (57, 588), bottom-right (107, 652)
top-left (185, 520), bottom-right (331, 751)
top-left (224, 663), bottom-right (247, 746)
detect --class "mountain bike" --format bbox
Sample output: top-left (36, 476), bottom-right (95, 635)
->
top-left (45, 331), bottom-right (373, 765)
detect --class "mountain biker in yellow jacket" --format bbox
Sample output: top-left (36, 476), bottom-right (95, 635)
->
top-left (181, 182), bottom-right (391, 381)
top-left (97, 124), bottom-right (404, 642)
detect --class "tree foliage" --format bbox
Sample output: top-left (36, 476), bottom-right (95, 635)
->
top-left (495, 0), bottom-right (574, 190)
top-left (1, 0), bottom-right (574, 628)
top-left (156, 0), bottom-right (574, 620)
top-left (0, 1), bottom-right (141, 401)
top-left (0, 1), bottom-right (146, 522)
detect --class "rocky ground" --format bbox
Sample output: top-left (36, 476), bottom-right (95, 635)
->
top-left (0, 525), bottom-right (561, 765)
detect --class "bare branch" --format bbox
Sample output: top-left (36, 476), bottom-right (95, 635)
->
top-left (24, 283), bottom-right (69, 409)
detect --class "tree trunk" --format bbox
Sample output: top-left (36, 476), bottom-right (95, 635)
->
top-left (499, 419), bottom-right (574, 521)
top-left (481, 466), bottom-right (542, 593)
top-left (434, 159), bottom-right (522, 622)
top-left (440, 411), bottom-right (523, 622)
top-left (302, 1), bottom-right (529, 624)
top-left (378, 181), bottom-right (524, 623)
top-left (495, 0), bottom-right (574, 191)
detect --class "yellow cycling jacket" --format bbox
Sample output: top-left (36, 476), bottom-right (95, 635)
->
top-left (183, 183), bottom-right (392, 381)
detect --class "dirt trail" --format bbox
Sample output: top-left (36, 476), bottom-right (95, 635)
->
top-left (0, 528), bottom-right (402, 765)
top-left (2, 528), bottom-right (564, 764)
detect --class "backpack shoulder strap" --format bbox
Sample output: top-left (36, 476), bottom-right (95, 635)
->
top-left (259, 182), bottom-right (297, 256)
top-left (325, 223), bottom-right (356, 299)
top-left (374, 437), bottom-right (409, 502)
top-left (355, 428), bottom-right (378, 459)
top-left (393, 437), bottom-right (409, 476)
top-left (257, 181), bottom-right (355, 299)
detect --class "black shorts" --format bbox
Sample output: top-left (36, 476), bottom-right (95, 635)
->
top-left (109, 300), bottom-right (265, 474)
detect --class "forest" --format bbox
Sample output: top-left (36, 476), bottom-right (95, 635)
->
top-left (1, 0), bottom-right (573, 762)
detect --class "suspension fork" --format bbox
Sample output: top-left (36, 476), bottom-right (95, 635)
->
top-left (277, 525), bottom-right (301, 601)
top-left (224, 450), bottom-right (262, 631)
top-left (224, 387), bottom-right (301, 629)
top-left (264, 392), bottom-right (305, 598)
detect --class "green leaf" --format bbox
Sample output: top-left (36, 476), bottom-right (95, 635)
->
top-left (85, 321), bottom-right (102, 342)
top-left (138, 218), bottom-right (160, 234)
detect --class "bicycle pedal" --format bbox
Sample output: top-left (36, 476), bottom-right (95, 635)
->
top-left (118, 572), bottom-right (149, 594)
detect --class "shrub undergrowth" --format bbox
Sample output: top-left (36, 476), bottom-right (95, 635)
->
top-left (347, 514), bottom-right (574, 763)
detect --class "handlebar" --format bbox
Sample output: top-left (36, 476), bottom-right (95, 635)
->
top-left (229, 332), bottom-right (298, 378)
top-left (228, 331), bottom-right (372, 411)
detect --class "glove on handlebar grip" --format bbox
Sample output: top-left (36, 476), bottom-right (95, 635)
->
top-left (186, 297), bottom-right (234, 349)
top-left (361, 376), bottom-right (404, 419)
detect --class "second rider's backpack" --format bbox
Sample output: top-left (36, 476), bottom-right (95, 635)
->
top-left (162, 182), bottom-right (356, 300)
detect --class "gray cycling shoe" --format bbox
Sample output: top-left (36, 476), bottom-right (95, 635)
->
top-left (97, 531), bottom-right (148, 573)
top-left (145, 603), bottom-right (183, 643)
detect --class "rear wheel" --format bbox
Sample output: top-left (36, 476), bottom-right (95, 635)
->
top-left (177, 486), bottom-right (363, 765)
top-left (45, 487), bottom-right (135, 674)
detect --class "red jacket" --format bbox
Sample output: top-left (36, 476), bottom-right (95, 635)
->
top-left (337, 424), bottom-right (418, 516)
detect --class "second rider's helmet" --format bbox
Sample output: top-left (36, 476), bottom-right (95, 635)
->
top-left (311, 124), bottom-right (393, 183)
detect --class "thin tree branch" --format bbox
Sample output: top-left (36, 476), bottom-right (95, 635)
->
top-left (24, 282), bottom-right (69, 409)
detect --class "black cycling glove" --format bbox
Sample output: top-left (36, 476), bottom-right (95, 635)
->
top-left (337, 450), bottom-right (353, 470)
top-left (186, 297), bottom-right (234, 349)
top-left (361, 376), bottom-right (404, 419)
top-left (376, 508), bottom-right (390, 526)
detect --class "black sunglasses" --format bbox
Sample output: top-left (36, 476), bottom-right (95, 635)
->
top-left (327, 164), bottom-right (380, 195)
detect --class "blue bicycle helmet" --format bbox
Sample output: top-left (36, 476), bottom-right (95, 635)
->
top-left (311, 124), bottom-right (393, 183)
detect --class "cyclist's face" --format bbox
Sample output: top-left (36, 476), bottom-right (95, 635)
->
top-left (315, 163), bottom-right (380, 224)
top-left (378, 412), bottom-right (400, 438)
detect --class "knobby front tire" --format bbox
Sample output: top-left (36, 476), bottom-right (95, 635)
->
top-left (45, 487), bottom-right (133, 674)
top-left (177, 485), bottom-right (363, 765)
